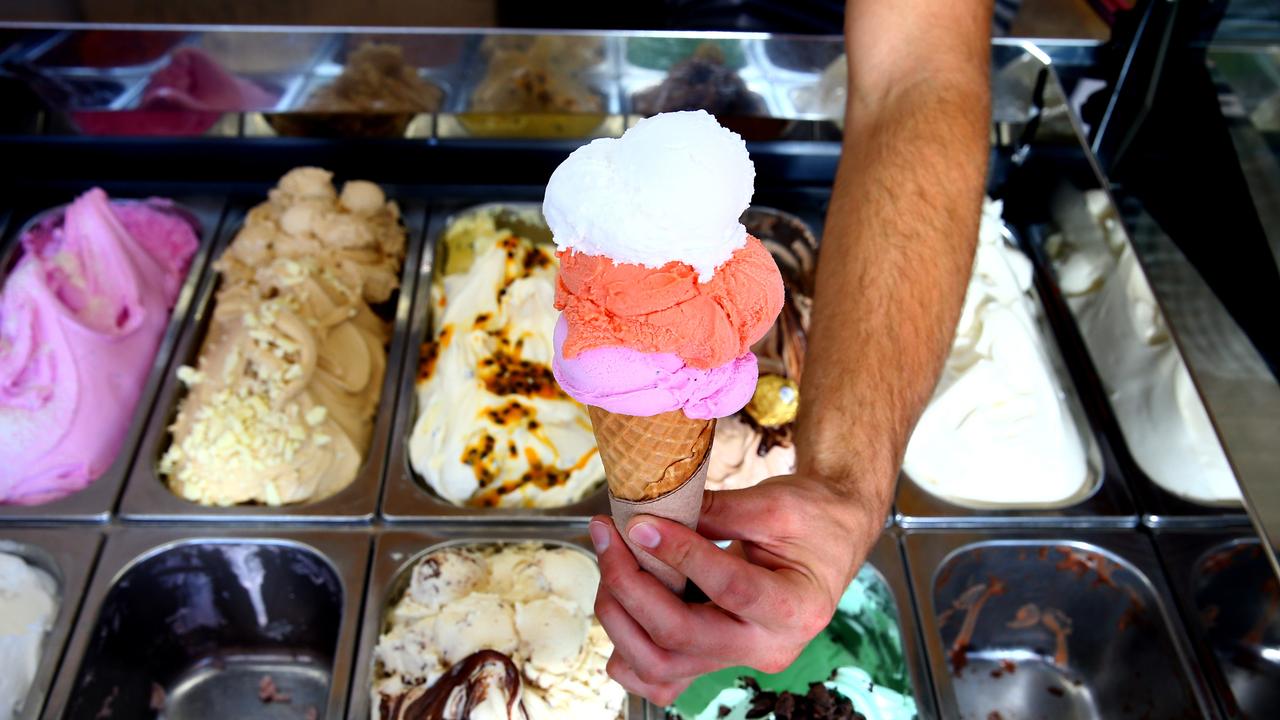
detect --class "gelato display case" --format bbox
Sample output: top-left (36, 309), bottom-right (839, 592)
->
top-left (0, 22), bottom-right (1277, 720)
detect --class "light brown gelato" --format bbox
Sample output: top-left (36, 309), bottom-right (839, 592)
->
top-left (159, 167), bottom-right (405, 506)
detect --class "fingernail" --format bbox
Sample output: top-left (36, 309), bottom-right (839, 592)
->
top-left (629, 521), bottom-right (661, 549)
top-left (588, 521), bottom-right (610, 553)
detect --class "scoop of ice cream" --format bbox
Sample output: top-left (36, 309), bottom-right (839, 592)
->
top-left (0, 190), bottom-right (199, 505)
top-left (632, 43), bottom-right (766, 118)
top-left (903, 199), bottom-right (1089, 507)
top-left (408, 549), bottom-right (488, 614)
top-left (554, 234), bottom-right (783, 370)
top-left (516, 596), bottom-right (590, 674)
top-left (409, 212), bottom-right (605, 508)
top-left (0, 553), bottom-right (59, 718)
top-left (305, 43), bottom-right (443, 113)
top-left (543, 110), bottom-right (755, 281)
top-left (435, 593), bottom-right (520, 664)
top-left (707, 416), bottom-right (797, 491)
top-left (159, 168), bottom-right (403, 506)
top-left (552, 315), bottom-right (757, 419)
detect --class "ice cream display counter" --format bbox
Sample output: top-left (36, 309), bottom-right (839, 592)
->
top-left (0, 25), bottom-right (1277, 720)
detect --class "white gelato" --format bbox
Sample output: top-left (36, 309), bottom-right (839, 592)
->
top-left (543, 110), bottom-right (755, 282)
top-left (0, 552), bottom-right (59, 719)
top-left (372, 543), bottom-right (625, 720)
top-left (903, 199), bottom-right (1091, 507)
top-left (1048, 189), bottom-right (1241, 504)
top-left (409, 210), bottom-right (605, 508)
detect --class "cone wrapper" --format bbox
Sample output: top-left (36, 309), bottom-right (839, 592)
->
top-left (608, 455), bottom-right (709, 592)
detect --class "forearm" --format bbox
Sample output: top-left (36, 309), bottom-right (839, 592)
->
top-left (797, 7), bottom-right (992, 515)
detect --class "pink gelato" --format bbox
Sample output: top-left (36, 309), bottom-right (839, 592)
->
top-left (0, 189), bottom-right (199, 505)
top-left (551, 315), bottom-right (757, 419)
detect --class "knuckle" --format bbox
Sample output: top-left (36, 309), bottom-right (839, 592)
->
top-left (650, 621), bottom-right (692, 652)
top-left (716, 572), bottom-right (758, 614)
top-left (632, 661), bottom-right (669, 686)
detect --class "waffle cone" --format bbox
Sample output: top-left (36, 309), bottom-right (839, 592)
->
top-left (587, 407), bottom-right (715, 501)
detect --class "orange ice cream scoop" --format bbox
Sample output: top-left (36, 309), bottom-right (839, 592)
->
top-left (555, 234), bottom-right (784, 369)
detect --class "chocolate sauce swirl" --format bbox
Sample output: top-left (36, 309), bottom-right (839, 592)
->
top-left (380, 650), bottom-right (524, 720)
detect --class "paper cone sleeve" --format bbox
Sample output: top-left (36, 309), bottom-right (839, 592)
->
top-left (588, 406), bottom-right (714, 592)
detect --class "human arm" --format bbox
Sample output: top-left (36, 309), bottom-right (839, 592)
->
top-left (590, 0), bottom-right (993, 705)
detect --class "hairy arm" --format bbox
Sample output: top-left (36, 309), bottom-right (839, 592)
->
top-left (590, 2), bottom-right (994, 704)
top-left (800, 0), bottom-right (993, 558)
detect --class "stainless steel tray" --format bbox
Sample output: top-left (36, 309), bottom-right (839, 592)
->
top-left (347, 527), bottom-right (649, 719)
top-left (0, 195), bottom-right (224, 522)
top-left (1023, 181), bottom-right (1252, 528)
top-left (642, 532), bottom-right (938, 720)
top-left (117, 197), bottom-right (427, 522)
top-left (0, 527), bottom-right (102, 720)
top-left (895, 226), bottom-right (1136, 527)
top-left (903, 529), bottom-right (1218, 719)
top-left (381, 201), bottom-right (611, 522)
top-left (1153, 529), bottom-right (1280, 718)
top-left (41, 527), bottom-right (370, 720)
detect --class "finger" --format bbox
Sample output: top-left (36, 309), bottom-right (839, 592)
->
top-left (594, 517), bottom-right (747, 657)
top-left (697, 485), bottom-right (784, 542)
top-left (606, 653), bottom-right (691, 708)
top-left (625, 514), bottom-right (800, 625)
top-left (594, 586), bottom-right (721, 683)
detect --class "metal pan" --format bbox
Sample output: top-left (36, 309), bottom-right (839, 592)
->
top-left (0, 527), bottom-right (101, 720)
top-left (0, 195), bottom-right (224, 522)
top-left (348, 528), bottom-right (648, 719)
top-left (1153, 529), bottom-right (1280, 718)
top-left (903, 529), bottom-right (1218, 719)
top-left (41, 527), bottom-right (370, 720)
top-left (118, 196), bottom-right (427, 522)
top-left (1022, 181), bottom-right (1251, 528)
top-left (381, 201), bottom-right (611, 522)
top-left (895, 224), bottom-right (1138, 528)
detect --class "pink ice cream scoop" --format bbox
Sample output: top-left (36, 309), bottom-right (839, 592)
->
top-left (551, 315), bottom-right (757, 420)
top-left (0, 189), bottom-right (199, 505)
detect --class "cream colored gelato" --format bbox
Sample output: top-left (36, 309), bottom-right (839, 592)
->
top-left (372, 543), bottom-right (625, 720)
top-left (903, 198), bottom-right (1091, 507)
top-left (1048, 190), bottom-right (1241, 505)
top-left (159, 167), bottom-right (405, 506)
top-left (0, 552), bottom-right (58, 719)
top-left (408, 209), bottom-right (605, 508)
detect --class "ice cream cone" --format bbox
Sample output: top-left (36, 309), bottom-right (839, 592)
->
top-left (588, 407), bottom-right (714, 591)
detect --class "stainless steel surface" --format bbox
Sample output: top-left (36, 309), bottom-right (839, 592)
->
top-left (904, 530), bottom-right (1217, 719)
top-left (1027, 179), bottom-right (1251, 527)
top-left (896, 225), bottom-right (1135, 528)
top-left (0, 528), bottom-right (102, 720)
top-left (43, 528), bottom-right (370, 720)
top-left (1155, 530), bottom-right (1280, 719)
top-left (381, 202), bottom-right (611, 522)
top-left (347, 528), bottom-right (647, 720)
top-left (0, 195), bottom-right (224, 522)
top-left (118, 197), bottom-right (427, 522)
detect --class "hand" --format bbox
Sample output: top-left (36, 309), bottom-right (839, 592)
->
top-left (588, 475), bottom-right (885, 706)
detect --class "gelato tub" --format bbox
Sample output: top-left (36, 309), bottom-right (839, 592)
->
top-left (661, 534), bottom-right (936, 720)
top-left (1036, 183), bottom-right (1247, 521)
top-left (120, 173), bottom-right (426, 521)
top-left (1156, 531), bottom-right (1280, 718)
top-left (45, 529), bottom-right (367, 720)
top-left (906, 531), bottom-right (1215, 719)
top-left (0, 193), bottom-right (221, 522)
top-left (382, 202), bottom-right (610, 521)
top-left (0, 528), bottom-right (99, 720)
top-left (349, 530), bottom-right (644, 719)
top-left (895, 200), bottom-right (1136, 527)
